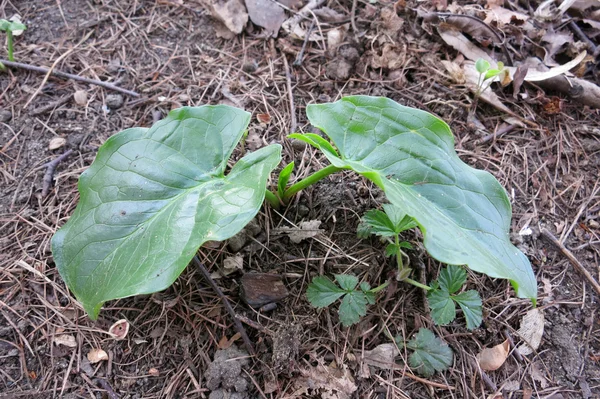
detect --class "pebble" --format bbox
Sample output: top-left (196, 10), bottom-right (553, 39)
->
top-left (0, 109), bottom-right (12, 123)
top-left (106, 94), bottom-right (124, 109)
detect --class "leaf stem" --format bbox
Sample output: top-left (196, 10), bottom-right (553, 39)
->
top-left (404, 278), bottom-right (432, 291)
top-left (264, 189), bottom-right (280, 209)
top-left (369, 281), bottom-right (389, 293)
top-left (7, 30), bottom-right (13, 61)
top-left (282, 164), bottom-right (343, 203)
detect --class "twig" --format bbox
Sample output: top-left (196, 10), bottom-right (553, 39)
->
top-left (41, 149), bottom-right (73, 198)
top-left (350, 0), bottom-right (358, 34)
top-left (478, 124), bottom-right (517, 144)
top-left (29, 95), bottom-right (71, 116)
top-left (541, 228), bottom-right (600, 297)
top-left (95, 378), bottom-right (120, 399)
top-left (1, 60), bottom-right (140, 98)
top-left (435, 13), bottom-right (513, 66)
top-left (293, 20), bottom-right (315, 66)
top-left (503, 329), bottom-right (523, 363)
top-left (569, 20), bottom-right (597, 54)
top-left (192, 256), bottom-right (256, 355)
top-left (282, 55), bottom-right (297, 135)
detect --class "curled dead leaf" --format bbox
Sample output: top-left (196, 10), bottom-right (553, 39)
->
top-left (222, 255), bottom-right (244, 276)
top-left (54, 334), bottom-right (77, 348)
top-left (73, 90), bottom-right (88, 106)
top-left (149, 367), bottom-right (160, 376)
top-left (256, 113), bottom-right (271, 124)
top-left (477, 339), bottom-right (509, 371)
top-left (208, 0), bottom-right (248, 35)
top-left (87, 348), bottom-right (108, 363)
top-left (48, 137), bottom-right (67, 150)
top-left (108, 319), bottom-right (130, 340)
top-left (362, 343), bottom-right (399, 370)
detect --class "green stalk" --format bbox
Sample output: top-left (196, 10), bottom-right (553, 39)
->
top-left (394, 234), bottom-right (432, 291)
top-left (264, 189), bottom-right (280, 209)
top-left (282, 164), bottom-right (343, 203)
top-left (7, 30), bottom-right (13, 61)
top-left (369, 281), bottom-right (389, 293)
top-left (404, 278), bottom-right (432, 291)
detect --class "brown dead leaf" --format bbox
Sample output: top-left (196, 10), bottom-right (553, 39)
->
top-left (108, 319), bottom-right (130, 340)
top-left (362, 343), bottom-right (399, 370)
top-left (54, 334), bottom-right (77, 348)
top-left (512, 64), bottom-right (528, 99)
top-left (484, 6), bottom-right (530, 28)
top-left (245, 0), bottom-right (285, 37)
top-left (295, 361), bottom-right (357, 399)
top-left (371, 43), bottom-right (405, 70)
top-left (477, 339), bottom-right (510, 371)
top-left (437, 27), bottom-right (495, 64)
top-left (379, 7), bottom-right (404, 38)
top-left (257, 113), bottom-right (271, 124)
top-left (222, 255), bottom-right (243, 276)
top-left (149, 367), bottom-right (160, 376)
top-left (48, 137), bottom-right (66, 150)
top-left (313, 7), bottom-right (346, 23)
top-left (541, 31), bottom-right (573, 64)
top-left (440, 60), bottom-right (465, 83)
top-left (87, 348), bottom-right (108, 363)
top-left (517, 308), bottom-right (544, 356)
top-left (208, 0), bottom-right (248, 35)
top-left (530, 361), bottom-right (548, 388)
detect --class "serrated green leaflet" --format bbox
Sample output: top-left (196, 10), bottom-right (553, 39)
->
top-left (303, 96), bottom-right (537, 300)
top-left (427, 289), bottom-right (456, 325)
top-left (438, 265), bottom-right (467, 294)
top-left (453, 290), bottom-right (483, 330)
top-left (52, 105), bottom-right (281, 319)
top-left (406, 328), bottom-right (453, 377)
top-left (306, 276), bottom-right (345, 308)
top-left (339, 291), bottom-right (368, 327)
top-left (335, 274), bottom-right (359, 291)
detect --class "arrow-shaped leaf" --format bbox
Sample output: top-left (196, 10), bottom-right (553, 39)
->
top-left (52, 105), bottom-right (281, 319)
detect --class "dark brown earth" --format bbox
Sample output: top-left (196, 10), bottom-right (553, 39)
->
top-left (1, 0), bottom-right (599, 398)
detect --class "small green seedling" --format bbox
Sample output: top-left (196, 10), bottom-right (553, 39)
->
top-left (306, 274), bottom-right (387, 327)
top-left (0, 18), bottom-right (26, 65)
top-left (357, 204), bottom-right (421, 285)
top-left (357, 205), bottom-right (483, 329)
top-left (427, 265), bottom-right (482, 330)
top-left (474, 58), bottom-right (507, 98)
top-left (395, 328), bottom-right (453, 377)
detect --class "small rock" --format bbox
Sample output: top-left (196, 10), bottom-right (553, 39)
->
top-left (0, 109), bottom-right (12, 123)
top-left (339, 45), bottom-right (360, 63)
top-left (227, 220), bottom-right (262, 252)
top-left (291, 139), bottom-right (307, 151)
top-left (326, 58), bottom-right (353, 80)
top-left (106, 94), bottom-right (124, 109)
top-left (242, 60), bottom-right (258, 73)
top-left (297, 204), bottom-right (309, 217)
top-left (240, 273), bottom-right (288, 308)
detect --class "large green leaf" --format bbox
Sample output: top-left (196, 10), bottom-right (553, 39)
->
top-left (300, 96), bottom-right (536, 300)
top-left (52, 105), bottom-right (281, 319)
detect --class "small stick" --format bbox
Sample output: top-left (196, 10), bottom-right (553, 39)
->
top-left (541, 228), bottom-right (600, 297)
top-left (502, 328), bottom-right (523, 362)
top-left (41, 149), bottom-right (73, 198)
top-left (282, 55), bottom-right (297, 135)
top-left (95, 377), bottom-right (120, 399)
top-left (192, 256), bottom-right (256, 355)
top-left (293, 20), bottom-right (315, 66)
top-left (350, 0), bottom-right (358, 34)
top-left (478, 124), bottom-right (517, 144)
top-left (0, 59), bottom-right (140, 98)
top-left (29, 95), bottom-right (71, 116)
top-left (569, 21), bottom-right (597, 54)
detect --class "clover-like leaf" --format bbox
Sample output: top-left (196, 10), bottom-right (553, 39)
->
top-left (52, 105), bottom-right (282, 319)
top-left (438, 265), bottom-right (467, 295)
top-left (405, 328), bottom-right (453, 377)
top-left (427, 289), bottom-right (456, 326)
top-left (302, 96), bottom-right (537, 301)
top-left (475, 58), bottom-right (490, 74)
top-left (338, 291), bottom-right (368, 327)
top-left (306, 276), bottom-right (345, 308)
top-left (453, 290), bottom-right (483, 330)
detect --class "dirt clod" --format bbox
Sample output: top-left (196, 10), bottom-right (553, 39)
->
top-left (105, 94), bottom-right (124, 109)
top-left (205, 345), bottom-right (250, 398)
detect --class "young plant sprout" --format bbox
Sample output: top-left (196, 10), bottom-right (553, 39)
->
top-left (0, 18), bottom-right (26, 67)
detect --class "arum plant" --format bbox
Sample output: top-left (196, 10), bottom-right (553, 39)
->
top-left (52, 96), bottom-right (536, 320)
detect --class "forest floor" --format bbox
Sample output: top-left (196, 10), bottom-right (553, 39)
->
top-left (1, 0), bottom-right (599, 398)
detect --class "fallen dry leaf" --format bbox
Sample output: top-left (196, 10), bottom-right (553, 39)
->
top-left (207, 0), bottom-right (248, 35)
top-left (313, 7), bottom-right (346, 23)
top-left (149, 367), bottom-right (160, 376)
top-left (517, 308), bottom-right (544, 356)
top-left (108, 319), bottom-right (130, 340)
top-left (256, 113), bottom-right (271, 124)
top-left (505, 52), bottom-right (587, 82)
top-left (477, 339), bottom-right (509, 371)
top-left (483, 6), bottom-right (530, 28)
top-left (48, 137), bottom-right (66, 150)
top-left (87, 348), bottom-right (108, 363)
top-left (437, 27), bottom-right (495, 65)
top-left (222, 255), bottom-right (243, 276)
top-left (245, 0), bottom-right (285, 37)
top-left (54, 334), bottom-right (77, 348)
top-left (362, 343), bottom-right (399, 370)
top-left (295, 360), bottom-right (357, 399)
top-left (541, 31), bottom-right (573, 64)
top-left (280, 220), bottom-right (322, 243)
top-left (371, 43), bottom-right (405, 70)
top-left (73, 90), bottom-right (87, 106)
